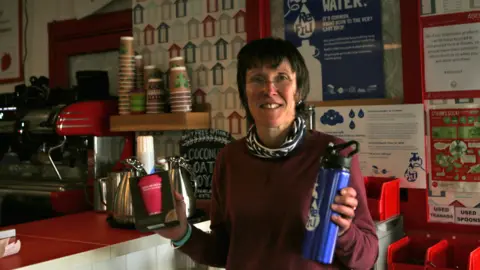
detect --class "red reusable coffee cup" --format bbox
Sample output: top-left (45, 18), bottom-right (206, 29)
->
top-left (138, 174), bottom-right (163, 215)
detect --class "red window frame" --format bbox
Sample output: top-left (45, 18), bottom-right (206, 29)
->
top-left (48, 10), bottom-right (132, 88)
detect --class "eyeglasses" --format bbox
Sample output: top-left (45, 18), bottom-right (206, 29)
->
top-left (247, 75), bottom-right (293, 90)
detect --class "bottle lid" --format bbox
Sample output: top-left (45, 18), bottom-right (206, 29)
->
top-left (323, 140), bottom-right (360, 170)
top-left (324, 155), bottom-right (353, 170)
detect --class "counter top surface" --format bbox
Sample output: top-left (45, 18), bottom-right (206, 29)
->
top-left (0, 212), bottom-right (153, 269)
top-left (2, 212), bottom-right (151, 245)
top-left (0, 235), bottom-right (103, 270)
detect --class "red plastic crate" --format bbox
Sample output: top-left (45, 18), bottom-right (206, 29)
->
top-left (365, 177), bottom-right (400, 221)
top-left (388, 235), bottom-right (480, 270)
top-left (387, 235), bottom-right (443, 270)
top-left (470, 247), bottom-right (480, 270)
top-left (425, 240), bottom-right (480, 270)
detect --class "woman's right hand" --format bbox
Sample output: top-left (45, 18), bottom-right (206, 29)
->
top-left (154, 192), bottom-right (189, 241)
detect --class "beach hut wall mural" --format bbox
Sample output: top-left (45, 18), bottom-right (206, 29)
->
top-left (132, 0), bottom-right (247, 158)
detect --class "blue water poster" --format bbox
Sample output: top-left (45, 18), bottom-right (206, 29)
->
top-left (284, 0), bottom-right (385, 101)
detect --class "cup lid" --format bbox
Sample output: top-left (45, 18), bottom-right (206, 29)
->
top-left (148, 78), bottom-right (162, 82)
top-left (170, 66), bottom-right (186, 71)
top-left (169, 56), bottom-right (184, 61)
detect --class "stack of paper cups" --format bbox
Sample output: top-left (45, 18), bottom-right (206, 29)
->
top-left (146, 78), bottom-right (166, 114)
top-left (168, 66), bottom-right (192, 112)
top-left (136, 136), bottom-right (155, 175)
top-left (117, 36), bottom-right (135, 115)
top-left (168, 57), bottom-right (183, 90)
top-left (143, 65), bottom-right (156, 90)
top-left (169, 56), bottom-right (185, 69)
top-left (134, 55), bottom-right (144, 90)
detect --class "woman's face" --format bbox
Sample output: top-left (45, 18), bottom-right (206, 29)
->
top-left (245, 60), bottom-right (298, 129)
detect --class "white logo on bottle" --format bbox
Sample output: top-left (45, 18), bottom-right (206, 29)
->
top-left (306, 182), bottom-right (320, 231)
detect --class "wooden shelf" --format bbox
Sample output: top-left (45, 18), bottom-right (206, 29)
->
top-left (110, 112), bottom-right (211, 132)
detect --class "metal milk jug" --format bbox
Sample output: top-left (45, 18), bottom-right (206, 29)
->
top-left (157, 156), bottom-right (196, 218)
top-left (112, 157), bottom-right (147, 224)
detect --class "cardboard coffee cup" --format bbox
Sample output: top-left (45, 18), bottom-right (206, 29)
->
top-left (169, 67), bottom-right (190, 92)
top-left (119, 79), bottom-right (134, 85)
top-left (171, 105), bottom-right (192, 112)
top-left (169, 56), bottom-right (185, 69)
top-left (119, 75), bottom-right (135, 81)
top-left (138, 174), bottom-right (163, 215)
top-left (129, 170), bottom-right (180, 232)
top-left (135, 55), bottom-right (144, 68)
top-left (147, 78), bottom-right (162, 90)
top-left (119, 59), bottom-right (135, 65)
top-left (146, 102), bottom-right (166, 107)
top-left (144, 65), bottom-right (156, 87)
top-left (118, 87), bottom-right (134, 92)
top-left (119, 82), bottom-right (134, 87)
top-left (170, 102), bottom-right (192, 110)
top-left (119, 70), bottom-right (135, 76)
top-left (119, 61), bottom-right (135, 68)
top-left (170, 95), bottom-right (191, 101)
top-left (170, 99), bottom-right (191, 105)
top-left (119, 56), bottom-right (135, 62)
top-left (119, 37), bottom-right (134, 56)
top-left (169, 91), bottom-right (191, 97)
top-left (171, 103), bottom-right (192, 108)
top-left (118, 91), bottom-right (132, 96)
top-left (119, 87), bottom-right (133, 93)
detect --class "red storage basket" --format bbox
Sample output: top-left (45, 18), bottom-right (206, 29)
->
top-left (425, 240), bottom-right (480, 270)
top-left (470, 247), bottom-right (480, 270)
top-left (365, 177), bottom-right (400, 221)
top-left (387, 235), bottom-right (443, 270)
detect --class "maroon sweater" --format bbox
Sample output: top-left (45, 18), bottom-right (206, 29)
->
top-left (180, 131), bottom-right (378, 269)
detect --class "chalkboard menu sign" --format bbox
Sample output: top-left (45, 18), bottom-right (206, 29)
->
top-left (179, 129), bottom-right (234, 199)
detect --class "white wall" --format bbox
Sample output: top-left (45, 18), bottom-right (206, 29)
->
top-left (0, 0), bottom-right (131, 94)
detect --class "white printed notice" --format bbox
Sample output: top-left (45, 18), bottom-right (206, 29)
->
top-left (423, 22), bottom-right (480, 93)
top-left (429, 205), bottom-right (455, 223)
top-left (455, 207), bottom-right (480, 225)
top-left (315, 104), bottom-right (426, 189)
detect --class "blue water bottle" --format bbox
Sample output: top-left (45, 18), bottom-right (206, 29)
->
top-left (302, 140), bottom-right (360, 264)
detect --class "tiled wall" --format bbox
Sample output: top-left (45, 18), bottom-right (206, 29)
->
top-left (132, 0), bottom-right (249, 160)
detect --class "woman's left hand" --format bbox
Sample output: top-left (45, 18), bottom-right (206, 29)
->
top-left (331, 187), bottom-right (358, 236)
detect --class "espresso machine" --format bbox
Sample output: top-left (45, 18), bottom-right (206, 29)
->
top-left (0, 98), bottom-right (133, 226)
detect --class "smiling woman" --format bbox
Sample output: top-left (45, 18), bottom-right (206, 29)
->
top-left (156, 37), bottom-right (379, 270)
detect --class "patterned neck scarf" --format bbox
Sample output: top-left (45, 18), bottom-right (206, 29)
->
top-left (246, 116), bottom-right (307, 159)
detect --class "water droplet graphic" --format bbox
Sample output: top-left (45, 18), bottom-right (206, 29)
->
top-left (349, 120), bottom-right (355, 129)
top-left (358, 109), bottom-right (364, 118)
top-left (349, 109), bottom-right (355, 118)
top-left (293, 5), bottom-right (315, 39)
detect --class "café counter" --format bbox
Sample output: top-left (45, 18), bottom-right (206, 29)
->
top-left (0, 212), bottom-right (217, 270)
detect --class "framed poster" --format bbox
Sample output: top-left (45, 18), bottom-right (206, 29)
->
top-left (0, 0), bottom-right (23, 84)
top-left (427, 104), bottom-right (480, 225)
top-left (421, 11), bottom-right (480, 99)
top-left (315, 103), bottom-right (427, 189)
top-left (283, 0), bottom-right (385, 101)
